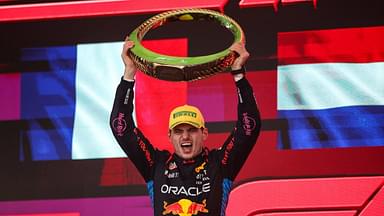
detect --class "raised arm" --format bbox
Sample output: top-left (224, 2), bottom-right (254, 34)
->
top-left (219, 42), bottom-right (262, 180)
top-left (109, 39), bottom-right (156, 182)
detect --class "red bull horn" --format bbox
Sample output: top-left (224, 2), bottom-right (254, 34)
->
top-left (162, 199), bottom-right (208, 216)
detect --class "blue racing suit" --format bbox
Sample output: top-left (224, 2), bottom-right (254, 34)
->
top-left (110, 76), bottom-right (261, 215)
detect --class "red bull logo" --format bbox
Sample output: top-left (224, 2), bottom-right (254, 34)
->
top-left (162, 199), bottom-right (208, 216)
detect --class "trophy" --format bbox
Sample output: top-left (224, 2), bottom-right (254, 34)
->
top-left (127, 8), bottom-right (245, 81)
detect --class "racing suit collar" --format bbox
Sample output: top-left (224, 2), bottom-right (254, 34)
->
top-left (172, 147), bottom-right (208, 165)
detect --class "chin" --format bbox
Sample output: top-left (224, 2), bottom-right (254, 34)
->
top-left (180, 153), bottom-right (194, 160)
top-left (181, 155), bottom-right (192, 160)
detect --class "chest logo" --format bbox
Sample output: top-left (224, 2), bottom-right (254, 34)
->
top-left (169, 162), bottom-right (177, 170)
top-left (163, 198), bottom-right (208, 216)
top-left (194, 162), bottom-right (206, 173)
top-left (160, 183), bottom-right (210, 197)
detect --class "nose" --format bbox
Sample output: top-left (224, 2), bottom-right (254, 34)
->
top-left (181, 130), bottom-right (190, 140)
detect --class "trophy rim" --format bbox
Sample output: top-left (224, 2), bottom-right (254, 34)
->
top-left (128, 8), bottom-right (245, 81)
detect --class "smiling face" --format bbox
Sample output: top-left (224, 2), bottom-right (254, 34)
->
top-left (168, 123), bottom-right (208, 160)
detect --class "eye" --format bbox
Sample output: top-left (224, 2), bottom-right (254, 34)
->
top-left (188, 127), bottom-right (199, 133)
top-left (173, 129), bottom-right (183, 134)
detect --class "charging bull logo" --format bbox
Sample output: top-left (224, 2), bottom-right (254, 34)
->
top-left (162, 199), bottom-right (208, 216)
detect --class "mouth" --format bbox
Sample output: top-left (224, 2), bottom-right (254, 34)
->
top-left (180, 142), bottom-right (193, 152)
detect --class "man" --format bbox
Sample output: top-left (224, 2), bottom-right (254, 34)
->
top-left (110, 39), bottom-right (261, 215)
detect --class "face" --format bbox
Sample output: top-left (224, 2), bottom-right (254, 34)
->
top-left (168, 123), bottom-right (208, 160)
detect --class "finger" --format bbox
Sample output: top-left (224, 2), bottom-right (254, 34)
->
top-left (229, 42), bottom-right (244, 54)
top-left (229, 43), bottom-right (238, 51)
top-left (229, 44), bottom-right (240, 57)
top-left (123, 41), bottom-right (134, 54)
top-left (127, 41), bottom-right (135, 49)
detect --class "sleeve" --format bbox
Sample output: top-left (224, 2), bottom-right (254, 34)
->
top-left (109, 78), bottom-right (156, 182)
top-left (219, 76), bottom-right (261, 180)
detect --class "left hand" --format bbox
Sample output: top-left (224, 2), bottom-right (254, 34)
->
top-left (229, 42), bottom-right (250, 70)
top-left (122, 38), bottom-right (137, 80)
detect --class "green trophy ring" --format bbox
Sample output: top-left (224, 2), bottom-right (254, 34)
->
top-left (128, 8), bottom-right (245, 81)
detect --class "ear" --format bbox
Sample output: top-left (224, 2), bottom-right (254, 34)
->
top-left (202, 128), bottom-right (208, 141)
top-left (168, 130), bottom-right (171, 140)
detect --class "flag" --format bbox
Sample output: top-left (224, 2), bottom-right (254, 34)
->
top-left (277, 26), bottom-right (384, 149)
top-left (16, 39), bottom-right (188, 160)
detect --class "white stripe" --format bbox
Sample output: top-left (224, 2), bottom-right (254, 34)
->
top-left (278, 62), bottom-right (384, 110)
top-left (72, 41), bottom-right (135, 159)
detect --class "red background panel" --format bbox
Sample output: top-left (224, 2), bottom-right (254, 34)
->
top-left (359, 185), bottom-right (384, 216)
top-left (205, 133), bottom-right (229, 149)
top-left (278, 26), bottom-right (384, 65)
top-left (187, 70), bottom-right (277, 122)
top-left (239, 0), bottom-right (277, 8)
top-left (187, 73), bottom-right (238, 122)
top-left (236, 131), bottom-right (278, 180)
top-left (247, 70), bottom-right (277, 119)
top-left (99, 158), bottom-right (145, 186)
top-left (239, 0), bottom-right (316, 10)
top-left (0, 73), bottom-right (20, 120)
top-left (226, 176), bottom-right (384, 216)
top-left (0, 0), bottom-right (228, 22)
top-left (135, 38), bottom-right (188, 152)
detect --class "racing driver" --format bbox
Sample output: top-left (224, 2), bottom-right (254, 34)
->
top-left (110, 39), bottom-right (261, 215)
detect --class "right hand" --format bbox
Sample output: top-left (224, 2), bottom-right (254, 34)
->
top-left (229, 42), bottom-right (250, 70)
top-left (121, 38), bottom-right (137, 80)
